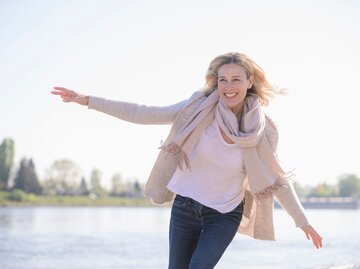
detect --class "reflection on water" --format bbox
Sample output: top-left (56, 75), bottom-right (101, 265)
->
top-left (0, 207), bottom-right (359, 269)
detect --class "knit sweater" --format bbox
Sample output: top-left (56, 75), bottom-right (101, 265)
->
top-left (88, 91), bottom-right (310, 240)
top-left (167, 118), bottom-right (247, 213)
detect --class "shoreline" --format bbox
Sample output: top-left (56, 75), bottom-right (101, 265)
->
top-left (1, 191), bottom-right (358, 209)
top-left (0, 191), bottom-right (158, 207)
top-left (276, 196), bottom-right (359, 209)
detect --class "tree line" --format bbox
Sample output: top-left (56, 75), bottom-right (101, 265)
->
top-left (0, 138), bottom-right (142, 197)
top-left (1, 138), bottom-right (360, 198)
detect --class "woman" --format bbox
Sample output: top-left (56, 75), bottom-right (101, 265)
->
top-left (51, 52), bottom-right (322, 269)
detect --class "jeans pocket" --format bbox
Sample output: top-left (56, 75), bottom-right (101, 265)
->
top-left (232, 200), bottom-right (245, 215)
top-left (173, 195), bottom-right (187, 207)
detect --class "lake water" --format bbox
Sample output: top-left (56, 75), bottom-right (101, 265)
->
top-left (0, 206), bottom-right (359, 269)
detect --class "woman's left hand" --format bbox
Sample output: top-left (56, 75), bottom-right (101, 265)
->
top-left (301, 225), bottom-right (323, 249)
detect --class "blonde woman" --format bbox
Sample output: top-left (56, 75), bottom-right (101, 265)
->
top-left (51, 52), bottom-right (322, 269)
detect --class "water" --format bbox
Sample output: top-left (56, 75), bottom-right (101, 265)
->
top-left (0, 206), bottom-right (359, 269)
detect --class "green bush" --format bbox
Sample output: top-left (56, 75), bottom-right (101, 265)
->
top-left (8, 189), bottom-right (28, 201)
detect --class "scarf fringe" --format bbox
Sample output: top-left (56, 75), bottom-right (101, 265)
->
top-left (159, 141), bottom-right (191, 171)
top-left (253, 172), bottom-right (294, 200)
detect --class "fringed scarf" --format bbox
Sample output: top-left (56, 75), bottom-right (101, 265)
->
top-left (160, 90), bottom-right (291, 200)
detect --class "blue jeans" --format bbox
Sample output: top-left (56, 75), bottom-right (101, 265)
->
top-left (168, 194), bottom-right (244, 269)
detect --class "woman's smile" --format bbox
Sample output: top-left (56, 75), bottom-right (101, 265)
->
top-left (224, 92), bottom-right (239, 98)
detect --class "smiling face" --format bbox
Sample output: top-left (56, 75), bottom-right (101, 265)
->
top-left (217, 63), bottom-right (253, 115)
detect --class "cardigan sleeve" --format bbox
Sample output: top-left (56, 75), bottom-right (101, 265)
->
top-left (274, 181), bottom-right (310, 228)
top-left (265, 114), bottom-right (310, 228)
top-left (87, 96), bottom-right (189, 125)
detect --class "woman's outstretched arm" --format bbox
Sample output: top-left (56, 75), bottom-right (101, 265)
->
top-left (51, 86), bottom-right (189, 125)
top-left (264, 116), bottom-right (323, 249)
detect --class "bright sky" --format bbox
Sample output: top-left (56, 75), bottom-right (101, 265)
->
top-left (1, 0), bottom-right (359, 189)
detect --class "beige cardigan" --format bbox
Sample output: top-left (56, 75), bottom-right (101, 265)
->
top-left (88, 91), bottom-right (310, 240)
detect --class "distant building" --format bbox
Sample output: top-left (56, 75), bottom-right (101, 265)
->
top-left (275, 196), bottom-right (359, 209)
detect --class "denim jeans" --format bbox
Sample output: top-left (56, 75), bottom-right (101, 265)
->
top-left (168, 194), bottom-right (244, 269)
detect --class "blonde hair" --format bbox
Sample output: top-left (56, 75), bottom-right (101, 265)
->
top-left (203, 52), bottom-right (286, 106)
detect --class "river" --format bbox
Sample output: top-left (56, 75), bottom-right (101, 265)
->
top-left (0, 207), bottom-right (359, 269)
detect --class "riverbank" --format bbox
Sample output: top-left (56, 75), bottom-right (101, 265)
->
top-left (1, 190), bottom-right (358, 209)
top-left (0, 190), bottom-right (156, 207)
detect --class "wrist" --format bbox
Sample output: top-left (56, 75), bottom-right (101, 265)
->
top-left (300, 224), bottom-right (311, 230)
top-left (84, 95), bottom-right (89, 106)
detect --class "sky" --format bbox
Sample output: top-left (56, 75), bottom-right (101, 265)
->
top-left (1, 0), bottom-right (359, 189)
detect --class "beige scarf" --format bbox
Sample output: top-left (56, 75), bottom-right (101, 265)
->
top-left (161, 90), bottom-right (290, 199)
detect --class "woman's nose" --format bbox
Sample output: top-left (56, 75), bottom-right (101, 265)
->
top-left (224, 81), bottom-right (235, 89)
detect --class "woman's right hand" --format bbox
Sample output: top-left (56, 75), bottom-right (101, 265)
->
top-left (51, 86), bottom-right (89, 106)
top-left (301, 224), bottom-right (323, 249)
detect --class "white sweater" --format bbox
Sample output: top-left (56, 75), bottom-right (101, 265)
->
top-left (167, 119), bottom-right (246, 213)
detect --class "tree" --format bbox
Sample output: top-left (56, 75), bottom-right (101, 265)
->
top-left (79, 177), bottom-right (89, 196)
top-left (308, 182), bottom-right (336, 197)
top-left (111, 173), bottom-right (124, 195)
top-left (90, 168), bottom-right (106, 196)
top-left (13, 158), bottom-right (42, 194)
top-left (43, 159), bottom-right (82, 195)
top-left (338, 174), bottom-right (360, 197)
top-left (134, 180), bottom-right (142, 193)
top-left (293, 182), bottom-right (312, 197)
top-left (0, 138), bottom-right (15, 190)
top-left (121, 177), bottom-right (143, 197)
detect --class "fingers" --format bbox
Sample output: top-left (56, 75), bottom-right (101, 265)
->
top-left (310, 232), bottom-right (323, 249)
top-left (51, 86), bottom-right (75, 96)
top-left (52, 86), bottom-right (68, 93)
top-left (311, 236), bottom-right (318, 249)
top-left (302, 226), bottom-right (323, 249)
top-left (51, 86), bottom-right (88, 106)
top-left (53, 86), bottom-right (70, 91)
top-left (51, 86), bottom-right (77, 101)
top-left (316, 234), bottom-right (323, 249)
top-left (313, 230), bottom-right (322, 248)
top-left (318, 238), bottom-right (323, 248)
top-left (314, 238), bottom-right (322, 249)
top-left (51, 88), bottom-right (68, 96)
